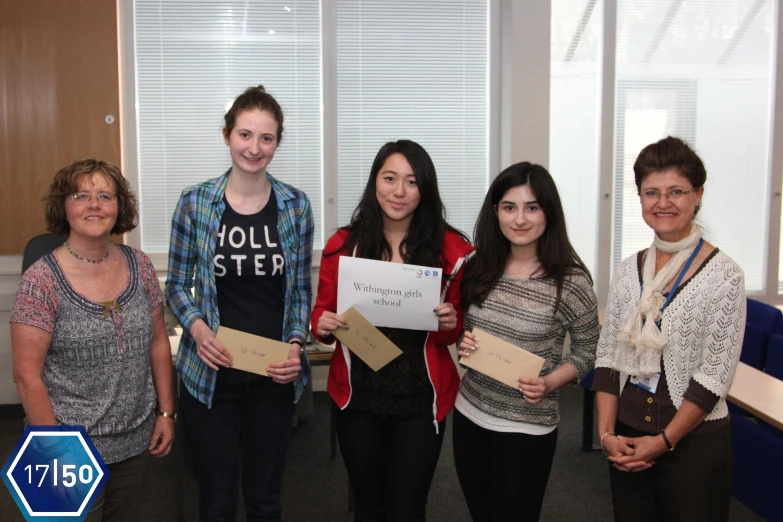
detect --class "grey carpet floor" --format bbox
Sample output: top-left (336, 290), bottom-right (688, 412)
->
top-left (0, 386), bottom-right (764, 521)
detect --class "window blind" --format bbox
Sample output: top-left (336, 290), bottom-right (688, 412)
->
top-left (613, 0), bottom-right (773, 292)
top-left (334, 0), bottom-right (489, 239)
top-left (134, 0), bottom-right (322, 252)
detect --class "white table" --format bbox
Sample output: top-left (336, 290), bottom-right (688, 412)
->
top-left (727, 362), bottom-right (783, 431)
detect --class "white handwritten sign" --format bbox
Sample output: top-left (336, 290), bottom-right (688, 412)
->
top-left (337, 256), bottom-right (442, 331)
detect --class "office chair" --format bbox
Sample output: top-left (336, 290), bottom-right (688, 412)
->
top-left (22, 234), bottom-right (66, 273)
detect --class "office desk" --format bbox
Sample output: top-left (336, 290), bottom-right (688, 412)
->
top-left (168, 331), bottom-right (182, 359)
top-left (305, 342), bottom-right (338, 459)
top-left (306, 346), bottom-right (335, 364)
top-left (727, 361), bottom-right (783, 431)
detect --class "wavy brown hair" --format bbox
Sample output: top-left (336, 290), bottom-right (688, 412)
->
top-left (223, 85), bottom-right (285, 143)
top-left (44, 159), bottom-right (139, 236)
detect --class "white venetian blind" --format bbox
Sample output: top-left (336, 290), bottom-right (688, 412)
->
top-left (335, 0), bottom-right (488, 237)
top-left (134, 0), bottom-right (322, 252)
top-left (613, 0), bottom-right (774, 292)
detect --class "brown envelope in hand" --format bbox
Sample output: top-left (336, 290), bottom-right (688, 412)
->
top-left (459, 327), bottom-right (545, 389)
top-left (333, 307), bottom-right (403, 372)
top-left (217, 326), bottom-right (292, 377)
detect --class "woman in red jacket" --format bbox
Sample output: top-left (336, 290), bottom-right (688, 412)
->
top-left (313, 140), bottom-right (473, 521)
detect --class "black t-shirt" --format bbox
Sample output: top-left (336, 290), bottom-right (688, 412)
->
top-left (215, 191), bottom-right (285, 342)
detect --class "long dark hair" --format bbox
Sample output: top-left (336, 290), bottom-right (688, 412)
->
top-left (326, 140), bottom-right (467, 267)
top-left (461, 162), bottom-right (591, 311)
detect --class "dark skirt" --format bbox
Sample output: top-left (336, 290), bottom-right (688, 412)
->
top-left (608, 422), bottom-right (732, 522)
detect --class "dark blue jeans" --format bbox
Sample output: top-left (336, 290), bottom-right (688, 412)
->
top-left (180, 369), bottom-right (295, 522)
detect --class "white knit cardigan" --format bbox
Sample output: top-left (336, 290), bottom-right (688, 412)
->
top-left (595, 250), bottom-right (746, 421)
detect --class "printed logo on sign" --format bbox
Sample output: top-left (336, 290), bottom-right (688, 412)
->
top-left (424, 270), bottom-right (431, 277)
top-left (416, 270), bottom-right (423, 277)
top-left (2, 426), bottom-right (109, 521)
top-left (433, 270), bottom-right (439, 277)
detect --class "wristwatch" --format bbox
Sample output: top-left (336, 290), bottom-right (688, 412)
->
top-left (157, 411), bottom-right (178, 422)
top-left (660, 429), bottom-right (675, 451)
top-left (290, 339), bottom-right (305, 354)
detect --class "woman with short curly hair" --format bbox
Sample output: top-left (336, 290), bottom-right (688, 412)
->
top-left (43, 159), bottom-right (139, 236)
top-left (11, 158), bottom-right (175, 522)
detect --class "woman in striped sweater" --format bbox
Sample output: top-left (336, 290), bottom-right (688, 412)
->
top-left (454, 162), bottom-right (599, 522)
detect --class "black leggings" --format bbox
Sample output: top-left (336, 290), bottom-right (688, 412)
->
top-left (452, 408), bottom-right (558, 522)
top-left (335, 406), bottom-right (445, 522)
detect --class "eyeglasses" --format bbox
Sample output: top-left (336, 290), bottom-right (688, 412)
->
top-left (69, 193), bottom-right (117, 205)
top-left (639, 189), bottom-right (692, 202)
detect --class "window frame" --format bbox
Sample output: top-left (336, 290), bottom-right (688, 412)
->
top-left (595, 0), bottom-right (781, 306)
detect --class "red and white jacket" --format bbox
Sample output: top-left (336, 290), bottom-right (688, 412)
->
top-left (312, 229), bottom-right (473, 427)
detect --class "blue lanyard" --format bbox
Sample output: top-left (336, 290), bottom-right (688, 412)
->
top-left (641, 237), bottom-right (704, 318)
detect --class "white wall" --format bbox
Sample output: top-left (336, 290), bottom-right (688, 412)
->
top-left (0, 260), bottom-right (23, 404)
top-left (550, 67), bottom-right (601, 278)
top-left (695, 79), bottom-right (770, 292)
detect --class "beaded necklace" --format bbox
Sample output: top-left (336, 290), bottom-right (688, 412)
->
top-left (64, 242), bottom-right (112, 264)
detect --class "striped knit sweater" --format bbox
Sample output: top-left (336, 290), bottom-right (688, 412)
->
top-left (459, 272), bottom-right (599, 426)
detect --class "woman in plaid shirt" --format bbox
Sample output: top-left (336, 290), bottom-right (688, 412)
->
top-left (165, 86), bottom-right (314, 522)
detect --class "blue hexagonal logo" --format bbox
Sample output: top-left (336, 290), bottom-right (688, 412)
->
top-left (2, 426), bottom-right (109, 521)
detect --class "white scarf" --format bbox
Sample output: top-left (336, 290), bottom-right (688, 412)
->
top-left (612, 225), bottom-right (703, 376)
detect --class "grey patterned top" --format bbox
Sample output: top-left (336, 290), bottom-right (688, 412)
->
top-left (11, 245), bottom-right (163, 464)
top-left (459, 272), bottom-right (599, 426)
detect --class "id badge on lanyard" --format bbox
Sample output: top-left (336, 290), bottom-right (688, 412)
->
top-left (630, 373), bottom-right (661, 394)
top-left (631, 238), bottom-right (704, 396)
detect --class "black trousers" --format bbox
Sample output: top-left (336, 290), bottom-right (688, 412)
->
top-left (84, 450), bottom-right (149, 522)
top-left (452, 409), bottom-right (558, 522)
top-left (608, 422), bottom-right (732, 522)
top-left (180, 369), bottom-right (295, 522)
top-left (335, 405), bottom-right (446, 522)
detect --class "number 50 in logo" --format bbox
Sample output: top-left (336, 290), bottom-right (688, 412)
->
top-left (2, 426), bottom-right (109, 521)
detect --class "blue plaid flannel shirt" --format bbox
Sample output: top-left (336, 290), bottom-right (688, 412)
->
top-left (165, 170), bottom-right (313, 407)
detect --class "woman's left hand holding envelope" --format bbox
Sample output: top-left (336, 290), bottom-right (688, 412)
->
top-left (267, 342), bottom-right (304, 384)
top-left (434, 303), bottom-right (457, 331)
top-left (517, 376), bottom-right (550, 404)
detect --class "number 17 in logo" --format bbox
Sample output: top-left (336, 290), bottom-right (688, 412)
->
top-left (2, 426), bottom-right (109, 521)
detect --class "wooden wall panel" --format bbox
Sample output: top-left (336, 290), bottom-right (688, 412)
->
top-left (0, 0), bottom-right (121, 255)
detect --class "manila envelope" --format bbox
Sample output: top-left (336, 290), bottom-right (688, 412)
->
top-left (217, 326), bottom-right (292, 377)
top-left (332, 307), bottom-right (403, 372)
top-left (459, 327), bottom-right (545, 389)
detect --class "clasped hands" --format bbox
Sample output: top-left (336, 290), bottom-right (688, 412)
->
top-left (601, 433), bottom-right (669, 472)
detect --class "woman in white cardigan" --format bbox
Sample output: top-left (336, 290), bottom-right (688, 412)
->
top-left (593, 136), bottom-right (746, 522)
